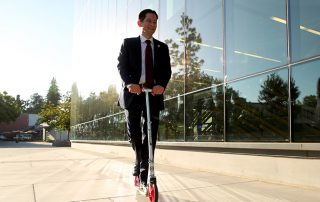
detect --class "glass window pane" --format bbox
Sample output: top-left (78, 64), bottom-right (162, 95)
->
top-left (159, 97), bottom-right (185, 141)
top-left (290, 0), bottom-right (320, 62)
top-left (142, 0), bottom-right (159, 12)
top-left (72, 1), bottom-right (120, 100)
top-left (185, 0), bottom-right (223, 92)
top-left (127, 1), bottom-right (141, 37)
top-left (72, 112), bottom-right (127, 141)
top-left (116, 0), bottom-right (128, 39)
top-left (291, 60), bottom-right (320, 142)
top-left (185, 86), bottom-right (224, 142)
top-left (226, 0), bottom-right (287, 80)
top-left (159, 0), bottom-right (186, 97)
top-left (226, 69), bottom-right (289, 142)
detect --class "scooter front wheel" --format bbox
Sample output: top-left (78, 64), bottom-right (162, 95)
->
top-left (148, 182), bottom-right (158, 202)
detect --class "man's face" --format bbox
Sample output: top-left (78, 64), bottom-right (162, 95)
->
top-left (140, 13), bottom-right (157, 36)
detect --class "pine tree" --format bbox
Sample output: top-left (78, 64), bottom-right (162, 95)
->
top-left (47, 77), bottom-right (61, 106)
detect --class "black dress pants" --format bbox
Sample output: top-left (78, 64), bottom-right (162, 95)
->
top-left (125, 93), bottom-right (160, 184)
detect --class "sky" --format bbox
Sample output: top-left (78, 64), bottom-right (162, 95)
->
top-left (0, 0), bottom-right (74, 100)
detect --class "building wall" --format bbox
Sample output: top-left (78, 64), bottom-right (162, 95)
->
top-left (0, 113), bottom-right (29, 132)
top-left (28, 114), bottom-right (39, 127)
top-left (70, 0), bottom-right (320, 144)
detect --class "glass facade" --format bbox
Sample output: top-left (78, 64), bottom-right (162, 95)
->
top-left (226, 69), bottom-right (289, 142)
top-left (225, 0), bottom-right (287, 80)
top-left (290, 0), bottom-right (320, 62)
top-left (291, 60), bottom-right (320, 141)
top-left (71, 0), bottom-right (320, 143)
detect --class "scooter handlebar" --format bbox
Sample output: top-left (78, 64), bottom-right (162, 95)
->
top-left (142, 88), bottom-right (152, 93)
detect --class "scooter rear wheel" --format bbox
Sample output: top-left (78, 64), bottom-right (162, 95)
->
top-left (148, 182), bottom-right (158, 202)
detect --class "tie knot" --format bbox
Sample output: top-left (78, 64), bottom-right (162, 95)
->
top-left (145, 40), bottom-right (151, 45)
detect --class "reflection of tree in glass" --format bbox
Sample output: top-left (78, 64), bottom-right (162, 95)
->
top-left (295, 78), bottom-right (319, 124)
top-left (225, 85), bottom-right (253, 140)
top-left (303, 95), bottom-right (317, 107)
top-left (293, 77), bottom-right (320, 141)
top-left (71, 82), bottom-right (80, 126)
top-left (259, 73), bottom-right (299, 110)
top-left (71, 84), bottom-right (121, 139)
top-left (162, 13), bottom-right (222, 140)
top-left (258, 73), bottom-right (299, 139)
top-left (159, 98), bottom-right (184, 141)
top-left (76, 85), bottom-right (119, 123)
top-left (226, 73), bottom-right (301, 141)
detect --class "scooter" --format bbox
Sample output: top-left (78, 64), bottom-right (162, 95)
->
top-left (134, 88), bottom-right (158, 202)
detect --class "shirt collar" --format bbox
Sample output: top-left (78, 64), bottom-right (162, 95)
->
top-left (140, 35), bottom-right (154, 44)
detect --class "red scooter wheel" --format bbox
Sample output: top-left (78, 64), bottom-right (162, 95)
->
top-left (148, 182), bottom-right (158, 202)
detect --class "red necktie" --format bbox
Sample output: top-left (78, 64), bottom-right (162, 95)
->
top-left (145, 40), bottom-right (154, 88)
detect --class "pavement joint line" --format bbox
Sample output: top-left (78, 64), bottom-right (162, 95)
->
top-left (0, 158), bottom-right (117, 164)
top-left (218, 179), bottom-right (320, 191)
top-left (18, 177), bottom-right (127, 186)
top-left (0, 177), bottom-right (117, 188)
top-left (216, 180), bottom-right (259, 186)
top-left (0, 184), bottom-right (33, 188)
top-left (32, 184), bottom-right (37, 202)
top-left (70, 193), bottom-right (141, 202)
top-left (151, 184), bottom-right (226, 194)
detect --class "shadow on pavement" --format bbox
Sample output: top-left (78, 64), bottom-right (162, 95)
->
top-left (0, 140), bottom-right (53, 148)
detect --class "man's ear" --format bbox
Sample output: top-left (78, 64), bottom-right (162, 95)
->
top-left (137, 20), bottom-right (142, 27)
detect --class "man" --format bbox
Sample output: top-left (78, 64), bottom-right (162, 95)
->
top-left (117, 9), bottom-right (171, 189)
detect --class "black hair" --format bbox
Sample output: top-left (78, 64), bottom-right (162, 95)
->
top-left (139, 9), bottom-right (158, 22)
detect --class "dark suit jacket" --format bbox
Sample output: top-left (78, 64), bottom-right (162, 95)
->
top-left (117, 36), bottom-right (172, 110)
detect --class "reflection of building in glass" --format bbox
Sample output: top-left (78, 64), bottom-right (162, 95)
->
top-left (71, 0), bottom-right (320, 143)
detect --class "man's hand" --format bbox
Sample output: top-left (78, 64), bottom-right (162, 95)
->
top-left (127, 84), bottom-right (142, 95)
top-left (151, 85), bottom-right (164, 96)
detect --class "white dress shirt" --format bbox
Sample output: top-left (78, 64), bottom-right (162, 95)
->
top-left (139, 35), bottom-right (154, 84)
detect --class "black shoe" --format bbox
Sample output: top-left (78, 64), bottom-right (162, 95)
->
top-left (140, 170), bottom-right (148, 184)
top-left (132, 165), bottom-right (140, 176)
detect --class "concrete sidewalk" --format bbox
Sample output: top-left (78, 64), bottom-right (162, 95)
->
top-left (1, 141), bottom-right (320, 202)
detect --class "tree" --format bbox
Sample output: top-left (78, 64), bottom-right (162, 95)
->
top-left (38, 102), bottom-right (59, 130)
top-left (0, 91), bottom-right (21, 123)
top-left (47, 77), bottom-right (61, 106)
top-left (15, 95), bottom-right (26, 113)
top-left (25, 93), bottom-right (45, 114)
top-left (39, 92), bottom-right (71, 139)
top-left (55, 92), bottom-right (71, 139)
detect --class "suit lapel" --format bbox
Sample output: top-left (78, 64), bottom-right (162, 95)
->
top-left (153, 39), bottom-right (159, 69)
top-left (136, 36), bottom-right (142, 69)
